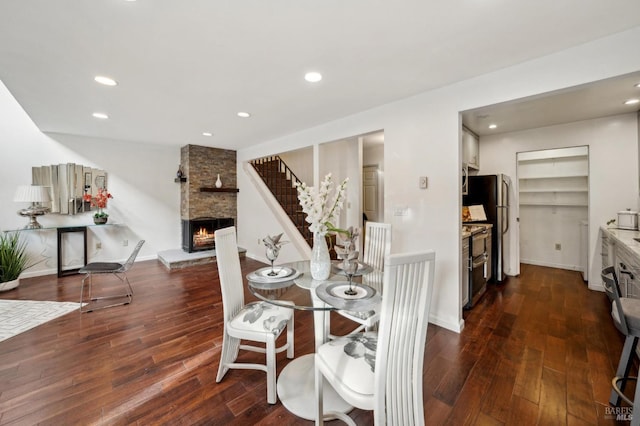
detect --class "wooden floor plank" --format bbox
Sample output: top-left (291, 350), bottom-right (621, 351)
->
top-left (0, 260), bottom-right (625, 424)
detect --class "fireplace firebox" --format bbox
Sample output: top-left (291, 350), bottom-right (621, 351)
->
top-left (182, 217), bottom-right (234, 253)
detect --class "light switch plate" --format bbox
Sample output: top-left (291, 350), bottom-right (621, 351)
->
top-left (419, 176), bottom-right (428, 189)
top-left (394, 206), bottom-right (409, 216)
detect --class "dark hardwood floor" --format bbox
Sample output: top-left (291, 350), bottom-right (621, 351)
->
top-left (0, 259), bottom-right (626, 425)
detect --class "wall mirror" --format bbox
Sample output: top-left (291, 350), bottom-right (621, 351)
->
top-left (32, 164), bottom-right (108, 215)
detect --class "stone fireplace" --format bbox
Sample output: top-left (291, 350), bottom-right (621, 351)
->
top-left (181, 217), bottom-right (234, 252)
top-left (179, 145), bottom-right (237, 253)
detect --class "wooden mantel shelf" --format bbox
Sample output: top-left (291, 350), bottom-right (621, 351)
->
top-left (199, 187), bottom-right (239, 193)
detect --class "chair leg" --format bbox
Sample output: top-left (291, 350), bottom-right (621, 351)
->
top-left (80, 272), bottom-right (134, 313)
top-left (216, 331), bottom-right (240, 383)
top-left (286, 314), bottom-right (294, 359)
top-left (611, 336), bottom-right (638, 406)
top-left (266, 335), bottom-right (277, 404)
top-left (315, 356), bottom-right (324, 426)
top-left (79, 274), bottom-right (92, 313)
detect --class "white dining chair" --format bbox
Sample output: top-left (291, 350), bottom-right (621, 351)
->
top-left (362, 221), bottom-right (392, 273)
top-left (214, 226), bottom-right (294, 404)
top-left (333, 222), bottom-right (391, 333)
top-left (315, 250), bottom-right (435, 425)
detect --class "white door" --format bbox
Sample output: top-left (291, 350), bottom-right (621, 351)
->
top-left (362, 165), bottom-right (379, 222)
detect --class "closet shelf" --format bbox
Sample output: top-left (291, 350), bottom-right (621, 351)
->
top-left (520, 202), bottom-right (588, 207)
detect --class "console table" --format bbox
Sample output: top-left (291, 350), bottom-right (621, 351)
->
top-left (57, 226), bottom-right (88, 277)
top-left (3, 223), bottom-right (121, 278)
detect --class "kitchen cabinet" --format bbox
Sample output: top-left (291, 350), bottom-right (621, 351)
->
top-left (462, 236), bottom-right (470, 307)
top-left (602, 231), bottom-right (612, 269)
top-left (462, 127), bottom-right (480, 170)
top-left (601, 226), bottom-right (640, 357)
top-left (601, 227), bottom-right (640, 297)
top-left (616, 242), bottom-right (640, 298)
top-left (517, 146), bottom-right (588, 207)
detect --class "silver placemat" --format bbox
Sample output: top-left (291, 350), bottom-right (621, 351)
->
top-left (315, 281), bottom-right (381, 311)
top-left (246, 267), bottom-right (301, 287)
top-left (331, 261), bottom-right (373, 277)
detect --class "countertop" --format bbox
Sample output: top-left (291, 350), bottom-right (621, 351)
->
top-left (462, 223), bottom-right (493, 240)
top-left (601, 226), bottom-right (640, 262)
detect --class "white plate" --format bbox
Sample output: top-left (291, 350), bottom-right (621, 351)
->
top-left (253, 266), bottom-right (294, 279)
top-left (327, 283), bottom-right (374, 300)
top-left (315, 281), bottom-right (380, 311)
top-left (246, 267), bottom-right (300, 285)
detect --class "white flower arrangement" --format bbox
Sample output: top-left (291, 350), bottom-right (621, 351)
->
top-left (295, 173), bottom-right (349, 235)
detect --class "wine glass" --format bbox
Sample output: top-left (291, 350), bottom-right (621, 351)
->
top-left (265, 246), bottom-right (280, 276)
top-left (342, 258), bottom-right (359, 295)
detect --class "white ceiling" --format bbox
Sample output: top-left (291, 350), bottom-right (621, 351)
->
top-left (462, 71), bottom-right (640, 136)
top-left (1, 1), bottom-right (640, 150)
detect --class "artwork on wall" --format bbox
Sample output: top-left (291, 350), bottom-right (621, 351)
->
top-left (32, 164), bottom-right (107, 215)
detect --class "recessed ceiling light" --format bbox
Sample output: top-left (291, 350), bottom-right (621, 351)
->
top-left (237, 112), bottom-right (251, 118)
top-left (304, 72), bottom-right (322, 83)
top-left (92, 112), bottom-right (109, 119)
top-left (202, 132), bottom-right (213, 137)
top-left (624, 99), bottom-right (640, 105)
top-left (488, 124), bottom-right (497, 129)
top-left (94, 76), bottom-right (118, 86)
top-left (635, 83), bottom-right (640, 88)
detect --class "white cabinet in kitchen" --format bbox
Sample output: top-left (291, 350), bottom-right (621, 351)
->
top-left (462, 127), bottom-right (480, 170)
top-left (616, 242), bottom-right (640, 298)
top-left (462, 235), bottom-right (470, 307)
top-left (602, 231), bottom-right (612, 269)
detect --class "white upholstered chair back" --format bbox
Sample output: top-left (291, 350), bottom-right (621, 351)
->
top-left (375, 250), bottom-right (435, 425)
top-left (362, 222), bottom-right (391, 272)
top-left (214, 227), bottom-right (245, 326)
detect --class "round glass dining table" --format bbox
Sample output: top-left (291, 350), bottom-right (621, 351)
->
top-left (246, 259), bottom-right (381, 421)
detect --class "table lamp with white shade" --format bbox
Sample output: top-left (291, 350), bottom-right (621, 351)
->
top-left (14, 185), bottom-right (52, 229)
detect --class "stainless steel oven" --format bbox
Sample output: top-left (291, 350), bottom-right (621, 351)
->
top-left (469, 227), bottom-right (489, 307)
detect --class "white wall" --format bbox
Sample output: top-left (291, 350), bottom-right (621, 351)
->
top-left (0, 82), bottom-right (180, 276)
top-left (479, 113), bottom-right (638, 290)
top-left (278, 146), bottom-right (314, 186)
top-left (237, 27), bottom-right (640, 333)
top-left (319, 138), bottom-right (361, 231)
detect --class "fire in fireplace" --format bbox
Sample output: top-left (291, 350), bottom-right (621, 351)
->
top-left (182, 217), bottom-right (234, 253)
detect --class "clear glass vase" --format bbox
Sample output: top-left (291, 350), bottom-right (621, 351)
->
top-left (310, 231), bottom-right (331, 280)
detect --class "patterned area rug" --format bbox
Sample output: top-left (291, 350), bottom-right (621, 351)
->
top-left (0, 300), bottom-right (82, 343)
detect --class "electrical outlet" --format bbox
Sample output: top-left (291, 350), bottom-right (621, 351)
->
top-left (555, 243), bottom-right (561, 250)
top-left (419, 176), bottom-right (428, 189)
top-left (123, 239), bottom-right (128, 247)
top-left (96, 242), bottom-right (101, 249)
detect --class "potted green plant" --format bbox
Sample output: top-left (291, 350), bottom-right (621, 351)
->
top-left (0, 232), bottom-right (35, 291)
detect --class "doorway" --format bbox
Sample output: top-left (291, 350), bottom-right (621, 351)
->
top-left (516, 146), bottom-right (589, 275)
top-left (362, 165), bottom-right (379, 222)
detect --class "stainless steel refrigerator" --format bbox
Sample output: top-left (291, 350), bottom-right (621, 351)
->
top-left (463, 174), bottom-right (511, 283)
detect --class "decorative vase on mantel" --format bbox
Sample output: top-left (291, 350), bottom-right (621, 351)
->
top-left (215, 174), bottom-right (222, 188)
top-left (310, 231), bottom-right (331, 280)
